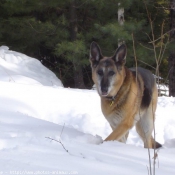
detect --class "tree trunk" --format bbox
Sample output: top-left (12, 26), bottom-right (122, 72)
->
top-left (70, 0), bottom-right (86, 89)
top-left (169, 0), bottom-right (175, 96)
top-left (118, 3), bottom-right (124, 47)
top-left (73, 66), bottom-right (86, 89)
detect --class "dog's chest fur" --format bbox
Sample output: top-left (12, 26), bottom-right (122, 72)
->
top-left (100, 70), bottom-right (144, 130)
top-left (104, 106), bottom-right (124, 129)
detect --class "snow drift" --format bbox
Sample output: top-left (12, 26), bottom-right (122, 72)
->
top-left (0, 46), bottom-right (175, 175)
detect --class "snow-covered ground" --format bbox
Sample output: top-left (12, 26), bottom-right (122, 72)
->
top-left (0, 46), bottom-right (175, 175)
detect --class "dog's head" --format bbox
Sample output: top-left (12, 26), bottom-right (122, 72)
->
top-left (90, 42), bottom-right (127, 97)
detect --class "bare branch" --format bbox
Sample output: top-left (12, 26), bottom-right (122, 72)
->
top-left (137, 60), bottom-right (156, 70)
top-left (132, 33), bottom-right (138, 83)
top-left (139, 43), bottom-right (154, 51)
top-left (148, 29), bottom-right (173, 44)
top-left (60, 123), bottom-right (65, 138)
top-left (45, 137), bottom-right (69, 153)
top-left (159, 36), bottom-right (169, 67)
top-left (158, 20), bottom-right (165, 64)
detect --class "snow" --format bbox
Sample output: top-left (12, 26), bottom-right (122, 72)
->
top-left (0, 46), bottom-right (175, 175)
top-left (0, 46), bottom-right (63, 86)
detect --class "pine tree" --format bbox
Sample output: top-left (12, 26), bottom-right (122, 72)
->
top-left (0, 0), bottom-right (170, 88)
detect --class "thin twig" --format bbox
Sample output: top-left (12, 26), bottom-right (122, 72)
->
top-left (60, 123), bottom-right (65, 138)
top-left (148, 28), bottom-right (174, 44)
top-left (137, 60), bottom-right (156, 70)
top-left (159, 36), bottom-right (169, 67)
top-left (45, 137), bottom-right (69, 153)
top-left (147, 143), bottom-right (152, 175)
top-left (158, 20), bottom-right (165, 65)
top-left (147, 165), bottom-right (150, 175)
top-left (164, 66), bottom-right (173, 85)
top-left (45, 123), bottom-right (69, 153)
top-left (152, 99), bottom-right (156, 175)
top-left (132, 33), bottom-right (138, 84)
top-left (142, 2), bottom-right (156, 174)
top-left (139, 43), bottom-right (154, 51)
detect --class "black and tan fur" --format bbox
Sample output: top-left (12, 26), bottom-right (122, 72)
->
top-left (90, 42), bottom-right (161, 149)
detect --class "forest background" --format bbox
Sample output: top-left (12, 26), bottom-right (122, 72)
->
top-left (0, 0), bottom-right (174, 96)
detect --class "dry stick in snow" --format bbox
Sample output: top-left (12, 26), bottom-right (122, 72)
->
top-left (152, 100), bottom-right (156, 175)
top-left (45, 123), bottom-right (69, 154)
top-left (46, 125), bottom-right (86, 159)
top-left (45, 137), bottom-right (69, 153)
top-left (60, 123), bottom-right (65, 138)
top-left (143, 4), bottom-right (155, 174)
top-left (143, 1), bottom-right (166, 174)
top-left (152, 150), bottom-right (160, 168)
top-left (132, 30), bottom-right (152, 175)
top-left (147, 166), bottom-right (150, 175)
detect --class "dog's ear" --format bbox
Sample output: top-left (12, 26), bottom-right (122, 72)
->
top-left (90, 42), bottom-right (103, 67)
top-left (113, 44), bottom-right (127, 65)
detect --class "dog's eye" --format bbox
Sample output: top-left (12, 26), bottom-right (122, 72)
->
top-left (108, 71), bottom-right (115, 76)
top-left (97, 70), bottom-right (103, 76)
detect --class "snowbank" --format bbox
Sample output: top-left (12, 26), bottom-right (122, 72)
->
top-left (0, 46), bottom-right (63, 86)
top-left (0, 46), bottom-right (175, 175)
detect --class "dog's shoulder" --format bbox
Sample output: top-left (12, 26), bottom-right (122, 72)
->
top-left (129, 67), bottom-right (156, 108)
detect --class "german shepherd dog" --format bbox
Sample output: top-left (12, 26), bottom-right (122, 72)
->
top-left (90, 42), bottom-right (162, 149)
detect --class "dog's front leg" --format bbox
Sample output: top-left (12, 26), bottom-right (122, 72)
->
top-left (104, 120), bottom-right (133, 142)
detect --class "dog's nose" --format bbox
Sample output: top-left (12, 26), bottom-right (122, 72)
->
top-left (102, 86), bottom-right (108, 92)
top-left (101, 78), bottom-right (109, 96)
top-left (101, 86), bottom-right (108, 95)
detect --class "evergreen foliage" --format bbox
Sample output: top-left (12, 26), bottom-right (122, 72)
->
top-left (0, 0), bottom-right (170, 88)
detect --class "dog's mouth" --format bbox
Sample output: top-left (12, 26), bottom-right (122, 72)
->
top-left (101, 91), bottom-right (108, 96)
top-left (99, 87), bottom-right (109, 97)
